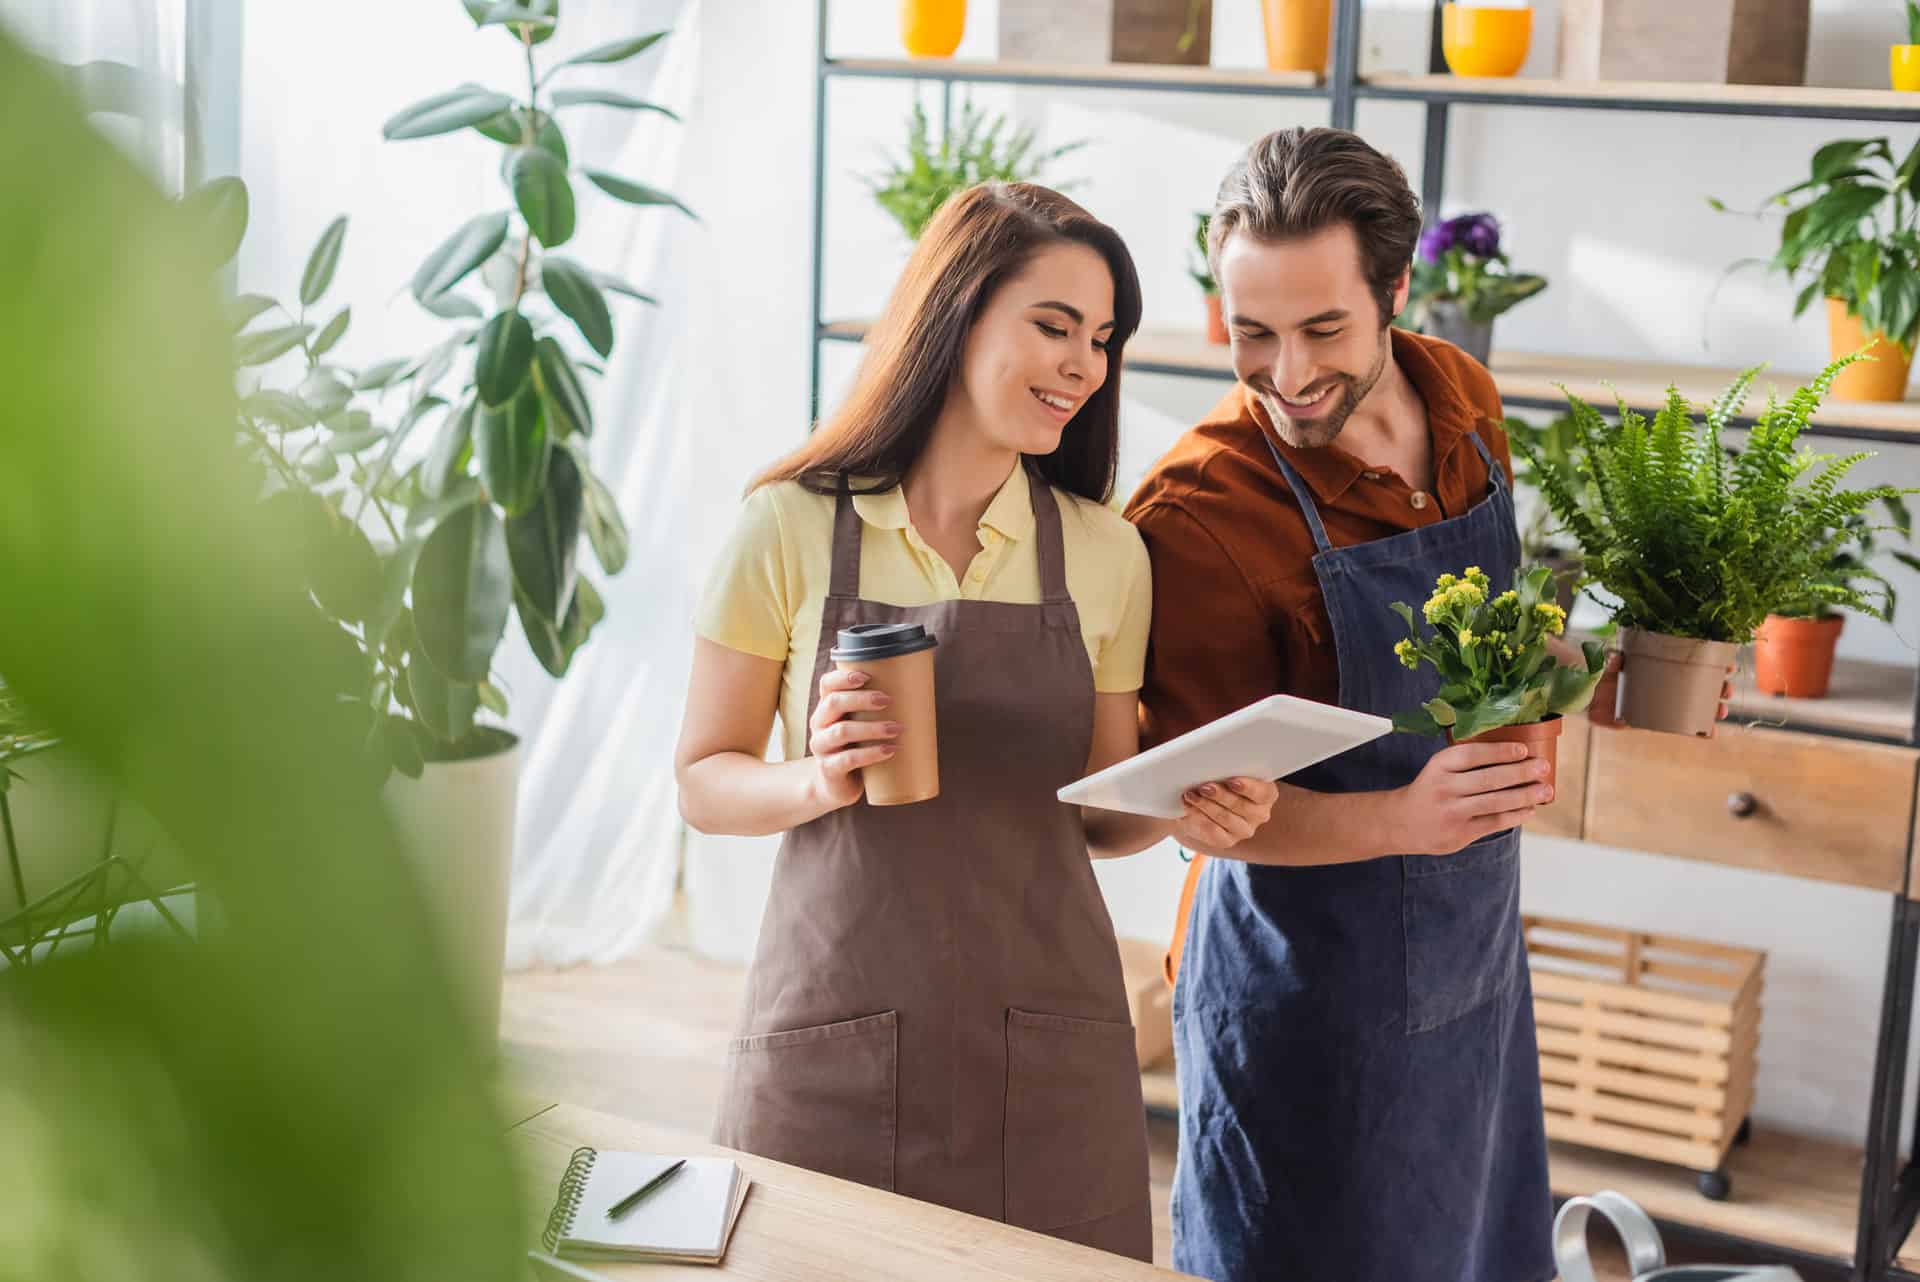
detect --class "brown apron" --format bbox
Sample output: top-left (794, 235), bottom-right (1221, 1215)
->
top-left (714, 464), bottom-right (1152, 1261)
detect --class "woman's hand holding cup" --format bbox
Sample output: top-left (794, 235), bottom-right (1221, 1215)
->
top-left (1175, 777), bottom-right (1279, 852)
top-left (807, 668), bottom-right (900, 811)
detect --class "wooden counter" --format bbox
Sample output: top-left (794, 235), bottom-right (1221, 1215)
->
top-left (513, 1101), bottom-right (1196, 1282)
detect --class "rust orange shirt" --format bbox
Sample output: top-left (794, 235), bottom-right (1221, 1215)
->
top-left (1123, 328), bottom-right (1514, 986)
top-left (1124, 326), bottom-right (1513, 749)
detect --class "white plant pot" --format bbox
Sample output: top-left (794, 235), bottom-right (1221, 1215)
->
top-left (382, 735), bottom-right (521, 1039)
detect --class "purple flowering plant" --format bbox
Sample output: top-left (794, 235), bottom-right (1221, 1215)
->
top-left (1405, 211), bottom-right (1547, 327)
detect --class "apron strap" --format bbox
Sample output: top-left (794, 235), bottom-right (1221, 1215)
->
top-left (1259, 430), bottom-right (1335, 555)
top-left (1023, 461), bottom-right (1074, 606)
top-left (1467, 428), bottom-right (1507, 491)
top-left (828, 472), bottom-right (863, 600)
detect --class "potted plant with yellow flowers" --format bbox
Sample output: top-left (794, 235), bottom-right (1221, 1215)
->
top-left (1388, 564), bottom-right (1608, 790)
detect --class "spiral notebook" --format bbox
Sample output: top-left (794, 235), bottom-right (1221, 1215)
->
top-left (540, 1148), bottom-right (751, 1264)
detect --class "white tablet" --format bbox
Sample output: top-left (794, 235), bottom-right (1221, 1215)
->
top-left (1057, 695), bottom-right (1393, 819)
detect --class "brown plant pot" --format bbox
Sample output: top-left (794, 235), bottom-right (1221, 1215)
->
top-left (1451, 713), bottom-right (1564, 792)
top-left (1827, 298), bottom-right (1915, 402)
top-left (1204, 292), bottom-right (1228, 345)
top-left (1753, 612), bottom-right (1844, 699)
top-left (1617, 627), bottom-right (1740, 738)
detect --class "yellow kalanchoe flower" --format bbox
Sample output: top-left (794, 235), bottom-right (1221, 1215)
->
top-left (1457, 628), bottom-right (1475, 647)
top-left (1495, 590), bottom-right (1518, 608)
top-left (1436, 573), bottom-right (1458, 590)
top-left (1394, 638), bottom-right (1420, 669)
top-left (1533, 602), bottom-right (1567, 635)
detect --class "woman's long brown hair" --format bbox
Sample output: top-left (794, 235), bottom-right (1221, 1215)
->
top-left (751, 182), bottom-right (1143, 504)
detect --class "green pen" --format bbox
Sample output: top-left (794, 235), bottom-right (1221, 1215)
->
top-left (606, 1159), bottom-right (686, 1222)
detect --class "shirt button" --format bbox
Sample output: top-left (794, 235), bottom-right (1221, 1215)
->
top-left (1410, 491), bottom-right (1431, 511)
top-left (1363, 471), bottom-right (1380, 481)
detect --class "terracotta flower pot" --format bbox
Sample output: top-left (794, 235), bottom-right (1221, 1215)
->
top-left (1616, 627), bottom-right (1740, 738)
top-left (1827, 298), bottom-right (1914, 402)
top-left (1893, 45), bottom-right (1920, 91)
top-left (1452, 713), bottom-right (1563, 791)
top-left (1261, 0), bottom-right (1331, 74)
top-left (1753, 612), bottom-right (1844, 699)
top-left (1204, 292), bottom-right (1228, 345)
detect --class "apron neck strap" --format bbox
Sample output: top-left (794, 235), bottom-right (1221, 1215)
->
top-left (1259, 430), bottom-right (1335, 555)
top-left (1466, 428), bottom-right (1505, 490)
top-left (828, 472), bottom-right (863, 599)
top-left (1023, 460), bottom-right (1073, 606)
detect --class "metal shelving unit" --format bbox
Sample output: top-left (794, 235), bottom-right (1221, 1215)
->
top-left (807, 4), bottom-right (1920, 1277)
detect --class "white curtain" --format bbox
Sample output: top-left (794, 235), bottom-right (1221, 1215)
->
top-left (500, 0), bottom-right (702, 968)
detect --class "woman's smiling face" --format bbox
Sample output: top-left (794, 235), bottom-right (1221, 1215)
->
top-left (951, 241), bottom-right (1117, 456)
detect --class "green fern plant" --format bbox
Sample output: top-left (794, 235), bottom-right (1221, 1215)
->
top-left (865, 97), bottom-right (1086, 242)
top-left (1510, 355), bottom-right (1919, 644)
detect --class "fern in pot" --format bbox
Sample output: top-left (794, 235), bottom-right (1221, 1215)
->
top-left (1754, 495), bottom-right (1918, 698)
top-left (1514, 356), bottom-right (1918, 736)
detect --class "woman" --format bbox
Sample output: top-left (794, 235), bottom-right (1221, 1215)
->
top-left (674, 182), bottom-right (1276, 1259)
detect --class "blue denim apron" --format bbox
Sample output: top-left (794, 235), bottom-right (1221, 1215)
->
top-left (1170, 430), bottom-right (1554, 1282)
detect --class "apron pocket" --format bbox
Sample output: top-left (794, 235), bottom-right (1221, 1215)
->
top-left (720, 1010), bottom-right (898, 1191)
top-left (1003, 1008), bottom-right (1150, 1233)
top-left (1402, 835), bottom-right (1522, 1034)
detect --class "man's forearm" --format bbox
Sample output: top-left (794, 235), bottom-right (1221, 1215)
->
top-left (1182, 780), bottom-right (1410, 867)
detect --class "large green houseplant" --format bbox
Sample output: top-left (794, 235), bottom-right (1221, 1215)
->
top-left (1713, 136), bottom-right (1920, 401)
top-left (1513, 356), bottom-right (1917, 736)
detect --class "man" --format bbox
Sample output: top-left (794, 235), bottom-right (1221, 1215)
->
top-left (1124, 127), bottom-right (1565, 1282)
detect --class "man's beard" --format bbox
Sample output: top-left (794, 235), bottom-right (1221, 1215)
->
top-left (1256, 327), bottom-right (1390, 449)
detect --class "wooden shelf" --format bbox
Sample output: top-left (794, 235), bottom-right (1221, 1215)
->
top-left (1361, 73), bottom-right (1920, 122)
top-left (1730, 656), bottom-right (1918, 744)
top-left (1143, 1056), bottom-right (1873, 1269)
top-left (825, 56), bottom-right (1324, 97)
top-left (822, 323), bottom-right (1920, 444)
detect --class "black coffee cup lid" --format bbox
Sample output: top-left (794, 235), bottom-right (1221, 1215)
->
top-left (831, 623), bottom-right (937, 662)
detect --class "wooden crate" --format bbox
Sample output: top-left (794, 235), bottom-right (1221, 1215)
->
top-left (1000, 0), bottom-right (1212, 67)
top-left (1527, 915), bottom-right (1764, 1183)
top-left (1558, 0), bottom-right (1808, 86)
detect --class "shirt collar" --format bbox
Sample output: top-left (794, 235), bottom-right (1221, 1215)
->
top-left (850, 461), bottom-right (1035, 541)
top-left (1249, 327), bottom-right (1479, 506)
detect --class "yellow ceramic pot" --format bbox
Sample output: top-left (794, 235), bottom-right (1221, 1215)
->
top-left (1261, 0), bottom-right (1332, 75)
top-left (900, 0), bottom-right (965, 59)
top-left (1442, 4), bottom-right (1532, 78)
top-left (1827, 298), bottom-right (1915, 402)
top-left (1893, 45), bottom-right (1920, 91)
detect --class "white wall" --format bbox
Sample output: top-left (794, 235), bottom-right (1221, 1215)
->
top-left (803, 0), bottom-right (1920, 1149)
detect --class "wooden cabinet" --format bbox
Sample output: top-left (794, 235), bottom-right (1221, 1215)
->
top-left (1575, 725), bottom-right (1918, 894)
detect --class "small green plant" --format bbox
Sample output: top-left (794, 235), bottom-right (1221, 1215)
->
top-left (1775, 494), bottom-right (1920, 620)
top-left (1502, 411), bottom-right (1582, 561)
top-left (1907, 0), bottom-right (1920, 45)
top-left (1188, 211), bottom-right (1216, 297)
top-left (1511, 356), bottom-right (1920, 643)
top-left (1404, 212), bottom-right (1547, 327)
top-left (866, 97), bottom-right (1086, 242)
top-left (1388, 565), bottom-right (1607, 740)
top-left (1711, 136), bottom-right (1920, 356)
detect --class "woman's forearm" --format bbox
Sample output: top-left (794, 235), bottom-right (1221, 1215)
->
top-left (1083, 807), bottom-right (1177, 859)
top-left (677, 752), bottom-right (838, 837)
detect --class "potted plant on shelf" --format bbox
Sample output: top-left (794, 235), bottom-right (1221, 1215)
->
top-left (1388, 565), bottom-right (1606, 789)
top-left (1401, 211), bottom-right (1547, 365)
top-left (1511, 357), bottom-right (1918, 737)
top-left (1190, 211), bottom-right (1227, 345)
top-left (1754, 495), bottom-right (1918, 698)
top-left (1894, 1), bottom-right (1920, 90)
top-left (1713, 136), bottom-right (1920, 402)
top-left (1502, 410), bottom-right (1585, 613)
top-left (866, 97), bottom-right (1086, 242)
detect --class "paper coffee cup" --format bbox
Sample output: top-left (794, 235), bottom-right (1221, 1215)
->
top-left (831, 623), bottom-right (938, 806)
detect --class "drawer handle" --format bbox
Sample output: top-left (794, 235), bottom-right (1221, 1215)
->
top-left (1727, 792), bottom-right (1758, 819)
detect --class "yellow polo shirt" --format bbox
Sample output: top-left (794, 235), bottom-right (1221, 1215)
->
top-left (696, 464), bottom-right (1153, 761)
